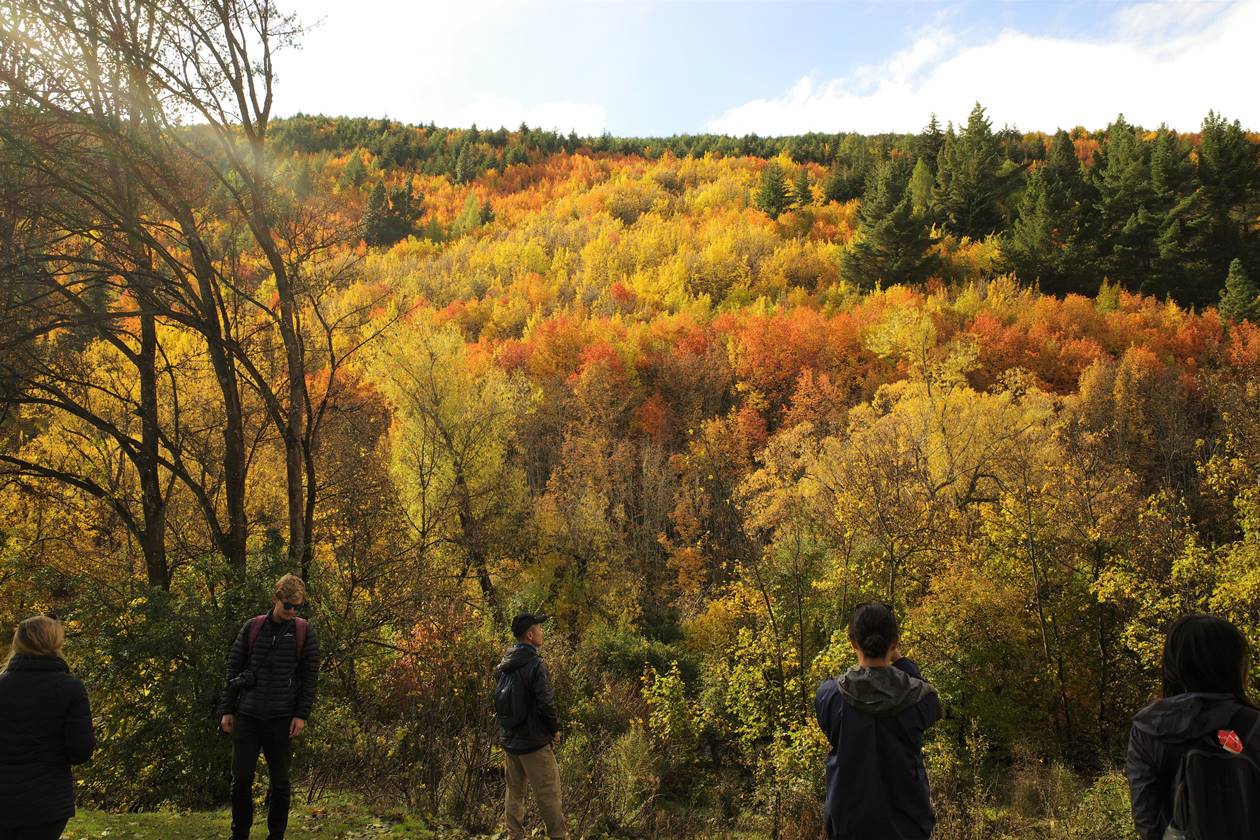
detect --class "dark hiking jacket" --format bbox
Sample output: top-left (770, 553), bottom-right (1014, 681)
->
top-left (1126, 692), bottom-right (1260, 840)
top-left (217, 614), bottom-right (319, 720)
top-left (815, 658), bottom-right (942, 840)
top-left (0, 655), bottom-right (96, 826)
top-left (496, 643), bottom-right (559, 755)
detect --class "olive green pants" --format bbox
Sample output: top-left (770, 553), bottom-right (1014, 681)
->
top-left (505, 743), bottom-right (568, 839)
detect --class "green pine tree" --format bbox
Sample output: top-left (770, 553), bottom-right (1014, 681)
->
top-left (361, 181), bottom-right (390, 246)
top-left (1198, 111), bottom-right (1260, 286)
top-left (908, 157), bottom-right (935, 220)
top-left (362, 179), bottom-right (422, 246)
top-left (1149, 126), bottom-right (1193, 210)
top-left (915, 113), bottom-right (945, 172)
top-left (792, 167), bottom-right (812, 207)
top-left (841, 158), bottom-right (936, 289)
top-left (1219, 258), bottom-right (1260, 323)
top-left (339, 152), bottom-right (367, 189)
top-left (822, 163), bottom-right (850, 204)
top-left (933, 104), bottom-right (1004, 239)
top-left (1092, 115), bottom-right (1157, 288)
top-left (293, 160), bottom-right (314, 199)
top-left (1153, 188), bottom-right (1215, 301)
top-left (1004, 130), bottom-right (1094, 294)
top-left (755, 161), bottom-right (792, 219)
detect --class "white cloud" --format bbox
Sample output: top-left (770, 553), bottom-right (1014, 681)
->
top-left (706, 0), bottom-right (1257, 135)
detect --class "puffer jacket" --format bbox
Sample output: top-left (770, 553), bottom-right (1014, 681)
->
top-left (815, 658), bottom-right (942, 840)
top-left (0, 654), bottom-right (96, 827)
top-left (217, 614), bottom-right (319, 720)
top-left (496, 643), bottom-right (559, 754)
top-left (1126, 692), bottom-right (1260, 840)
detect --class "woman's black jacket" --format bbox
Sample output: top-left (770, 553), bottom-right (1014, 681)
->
top-left (0, 654), bottom-right (96, 826)
top-left (1126, 691), bottom-right (1260, 840)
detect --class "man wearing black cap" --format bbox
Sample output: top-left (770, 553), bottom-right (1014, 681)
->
top-left (495, 612), bottom-right (567, 840)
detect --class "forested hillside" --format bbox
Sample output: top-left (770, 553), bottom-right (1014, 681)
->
top-left (3, 5), bottom-right (1260, 839)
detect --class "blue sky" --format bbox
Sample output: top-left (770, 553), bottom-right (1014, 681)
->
top-left (277, 0), bottom-right (1255, 136)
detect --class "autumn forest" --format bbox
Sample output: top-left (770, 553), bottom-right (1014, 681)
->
top-left (2, 3), bottom-right (1260, 839)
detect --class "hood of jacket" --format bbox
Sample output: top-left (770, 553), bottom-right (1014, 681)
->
top-left (1131, 692), bottom-right (1245, 743)
top-left (3, 654), bottom-right (69, 674)
top-left (838, 664), bottom-right (937, 716)
top-left (497, 643), bottom-right (538, 675)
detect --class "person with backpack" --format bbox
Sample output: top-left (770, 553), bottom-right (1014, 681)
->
top-left (0, 614), bottom-right (96, 840)
top-left (218, 574), bottom-right (319, 840)
top-left (815, 603), bottom-right (942, 840)
top-left (494, 612), bottom-right (567, 840)
top-left (1126, 614), bottom-right (1260, 840)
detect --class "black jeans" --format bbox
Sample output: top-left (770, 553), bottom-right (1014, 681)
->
top-left (231, 714), bottom-right (293, 840)
top-left (0, 819), bottom-right (69, 840)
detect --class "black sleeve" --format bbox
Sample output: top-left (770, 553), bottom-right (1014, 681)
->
top-left (896, 658), bottom-right (943, 729)
top-left (63, 677), bottom-right (96, 765)
top-left (294, 624), bottom-right (319, 721)
top-left (1126, 725), bottom-right (1169, 840)
top-left (531, 659), bottom-right (559, 734)
top-left (217, 621), bottom-right (251, 716)
top-left (893, 657), bottom-right (923, 679)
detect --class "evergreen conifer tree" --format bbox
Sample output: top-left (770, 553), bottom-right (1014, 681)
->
top-left (933, 103), bottom-right (1004, 239)
top-left (756, 161), bottom-right (792, 219)
top-left (1154, 188), bottom-right (1216, 302)
top-left (339, 152), bottom-right (367, 189)
top-left (841, 158), bottom-right (936, 289)
top-left (1198, 111), bottom-right (1260, 284)
top-left (915, 114), bottom-right (945, 172)
top-left (908, 157), bottom-right (935, 220)
top-left (822, 163), bottom-right (849, 204)
top-left (792, 167), bottom-right (812, 206)
top-left (361, 181), bottom-right (390, 246)
top-left (1219, 258), bottom-right (1260, 323)
top-left (1092, 115), bottom-right (1157, 287)
top-left (1004, 130), bottom-right (1094, 294)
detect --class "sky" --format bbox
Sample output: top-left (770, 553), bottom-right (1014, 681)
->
top-left (274, 0), bottom-right (1257, 137)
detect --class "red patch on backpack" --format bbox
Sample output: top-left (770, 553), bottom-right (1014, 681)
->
top-left (1218, 729), bottom-right (1244, 754)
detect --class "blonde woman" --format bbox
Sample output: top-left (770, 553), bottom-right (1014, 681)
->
top-left (0, 615), bottom-right (95, 839)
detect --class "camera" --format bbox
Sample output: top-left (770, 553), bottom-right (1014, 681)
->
top-left (229, 669), bottom-right (256, 690)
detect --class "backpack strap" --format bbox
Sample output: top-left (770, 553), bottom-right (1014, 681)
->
top-left (246, 614), bottom-right (268, 651)
top-left (294, 617), bottom-right (308, 660)
top-left (1225, 704), bottom-right (1260, 745)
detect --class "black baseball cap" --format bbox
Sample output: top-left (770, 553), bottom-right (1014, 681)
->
top-left (512, 612), bottom-right (549, 639)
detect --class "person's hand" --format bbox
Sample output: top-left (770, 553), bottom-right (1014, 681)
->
top-left (289, 717), bottom-right (306, 738)
top-left (220, 714), bottom-right (235, 734)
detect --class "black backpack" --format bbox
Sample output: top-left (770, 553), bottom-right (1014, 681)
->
top-left (1165, 705), bottom-right (1260, 840)
top-left (494, 666), bottom-right (531, 731)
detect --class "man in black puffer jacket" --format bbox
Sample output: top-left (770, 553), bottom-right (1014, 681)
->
top-left (496, 613), bottom-right (566, 840)
top-left (218, 574), bottom-right (319, 840)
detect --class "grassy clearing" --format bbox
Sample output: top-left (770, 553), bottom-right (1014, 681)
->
top-left (67, 799), bottom-right (775, 840)
top-left (67, 795), bottom-right (439, 839)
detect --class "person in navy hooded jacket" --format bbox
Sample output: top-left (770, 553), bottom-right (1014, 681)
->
top-left (815, 603), bottom-right (942, 840)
